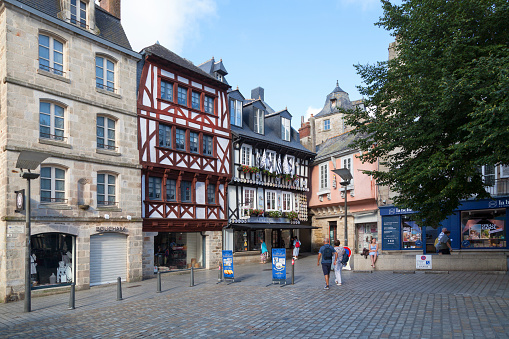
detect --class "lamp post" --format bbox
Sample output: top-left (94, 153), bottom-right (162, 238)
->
top-left (332, 168), bottom-right (352, 247)
top-left (16, 151), bottom-right (49, 312)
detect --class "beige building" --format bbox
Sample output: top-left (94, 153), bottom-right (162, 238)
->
top-left (0, 0), bottom-right (142, 302)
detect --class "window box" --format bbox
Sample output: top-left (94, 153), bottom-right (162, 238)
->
top-left (266, 210), bottom-right (282, 218)
top-left (239, 165), bottom-right (260, 174)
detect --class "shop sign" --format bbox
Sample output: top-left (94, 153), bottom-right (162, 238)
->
top-left (95, 226), bottom-right (128, 233)
top-left (382, 216), bottom-right (400, 250)
top-left (416, 255), bottom-right (432, 269)
top-left (271, 248), bottom-right (286, 282)
top-left (7, 225), bottom-right (24, 237)
top-left (222, 250), bottom-right (234, 280)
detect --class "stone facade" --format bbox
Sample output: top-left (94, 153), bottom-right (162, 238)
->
top-left (0, 2), bottom-right (141, 302)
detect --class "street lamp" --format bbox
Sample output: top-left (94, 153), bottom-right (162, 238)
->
top-left (332, 168), bottom-right (352, 247)
top-left (16, 151), bottom-right (49, 313)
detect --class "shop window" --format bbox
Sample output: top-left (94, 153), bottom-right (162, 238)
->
top-left (461, 208), bottom-right (506, 248)
top-left (356, 223), bottom-right (378, 252)
top-left (31, 233), bottom-right (74, 286)
top-left (154, 232), bottom-right (203, 271)
top-left (234, 230), bottom-right (264, 252)
top-left (402, 215), bottom-right (422, 249)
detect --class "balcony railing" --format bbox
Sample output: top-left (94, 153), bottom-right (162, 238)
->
top-left (97, 201), bottom-right (118, 207)
top-left (96, 83), bottom-right (117, 93)
top-left (40, 133), bottom-right (67, 142)
top-left (41, 197), bottom-right (67, 203)
top-left (97, 143), bottom-right (118, 151)
top-left (39, 64), bottom-right (66, 77)
top-left (485, 179), bottom-right (509, 197)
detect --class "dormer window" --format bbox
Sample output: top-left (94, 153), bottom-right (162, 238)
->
top-left (281, 117), bottom-right (290, 141)
top-left (254, 109), bottom-right (264, 134)
top-left (70, 0), bottom-right (87, 28)
top-left (216, 73), bottom-right (223, 81)
top-left (324, 119), bottom-right (331, 131)
top-left (230, 99), bottom-right (242, 127)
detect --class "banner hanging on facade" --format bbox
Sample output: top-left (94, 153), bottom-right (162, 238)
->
top-left (271, 248), bottom-right (286, 281)
top-left (222, 250), bottom-right (234, 279)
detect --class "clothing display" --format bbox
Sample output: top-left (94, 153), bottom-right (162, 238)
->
top-left (56, 261), bottom-right (72, 283)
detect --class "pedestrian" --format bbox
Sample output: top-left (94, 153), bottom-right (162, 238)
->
top-left (434, 228), bottom-right (447, 253)
top-left (260, 239), bottom-right (268, 264)
top-left (317, 238), bottom-right (337, 290)
top-left (369, 238), bottom-right (379, 268)
top-left (333, 240), bottom-right (345, 286)
top-left (436, 230), bottom-right (452, 255)
top-left (293, 236), bottom-right (301, 260)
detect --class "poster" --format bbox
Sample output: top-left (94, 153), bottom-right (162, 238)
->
top-left (271, 248), bottom-right (286, 281)
top-left (222, 250), bottom-right (234, 280)
top-left (416, 255), bottom-right (432, 269)
top-left (382, 216), bottom-right (400, 250)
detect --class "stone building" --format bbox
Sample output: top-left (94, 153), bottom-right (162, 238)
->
top-left (0, 0), bottom-right (142, 302)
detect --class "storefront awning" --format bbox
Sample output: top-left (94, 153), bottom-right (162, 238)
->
top-left (229, 223), bottom-right (318, 230)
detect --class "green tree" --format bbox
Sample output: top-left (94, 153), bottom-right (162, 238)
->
top-left (344, 0), bottom-right (509, 227)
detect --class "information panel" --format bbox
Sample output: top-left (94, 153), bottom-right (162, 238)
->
top-left (416, 255), bottom-right (432, 269)
top-left (271, 248), bottom-right (286, 281)
top-left (222, 250), bottom-right (234, 280)
top-left (382, 216), bottom-right (401, 250)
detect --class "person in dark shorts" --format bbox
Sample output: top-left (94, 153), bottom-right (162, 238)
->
top-left (317, 238), bottom-right (338, 290)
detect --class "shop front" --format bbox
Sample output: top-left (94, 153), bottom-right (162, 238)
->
top-left (154, 232), bottom-right (204, 271)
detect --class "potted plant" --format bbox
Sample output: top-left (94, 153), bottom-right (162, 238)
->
top-left (284, 211), bottom-right (299, 221)
top-left (266, 210), bottom-right (282, 218)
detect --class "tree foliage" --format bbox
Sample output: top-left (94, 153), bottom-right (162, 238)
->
top-left (344, 0), bottom-right (509, 227)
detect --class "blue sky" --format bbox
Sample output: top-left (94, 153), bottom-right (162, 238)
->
top-left (121, 0), bottom-right (396, 129)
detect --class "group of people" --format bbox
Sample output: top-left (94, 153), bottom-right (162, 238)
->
top-left (259, 236), bottom-right (301, 264)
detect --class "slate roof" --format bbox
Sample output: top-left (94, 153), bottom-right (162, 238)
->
top-left (244, 98), bottom-right (275, 114)
top-left (15, 0), bottom-right (132, 50)
top-left (314, 81), bottom-right (355, 118)
top-left (314, 130), bottom-right (368, 163)
top-left (142, 44), bottom-right (227, 86)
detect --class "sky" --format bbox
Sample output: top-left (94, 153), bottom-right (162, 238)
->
top-left (120, 0), bottom-right (396, 129)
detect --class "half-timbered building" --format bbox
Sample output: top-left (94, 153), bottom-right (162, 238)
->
top-left (137, 44), bottom-right (231, 276)
top-left (226, 87), bottom-right (315, 263)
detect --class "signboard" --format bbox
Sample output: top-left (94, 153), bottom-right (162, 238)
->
top-left (382, 216), bottom-right (400, 250)
top-left (271, 248), bottom-right (286, 282)
top-left (343, 246), bottom-right (352, 271)
top-left (416, 255), bottom-right (432, 269)
top-left (222, 250), bottom-right (234, 280)
top-left (15, 189), bottom-right (25, 212)
top-left (7, 225), bottom-right (24, 234)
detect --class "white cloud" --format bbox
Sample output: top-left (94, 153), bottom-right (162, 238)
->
top-left (121, 0), bottom-right (217, 53)
top-left (305, 106), bottom-right (321, 120)
top-left (337, 0), bottom-right (378, 11)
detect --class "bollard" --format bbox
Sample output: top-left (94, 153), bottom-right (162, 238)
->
top-left (116, 277), bottom-right (123, 301)
top-left (190, 267), bottom-right (194, 287)
top-left (291, 258), bottom-right (295, 285)
top-left (68, 282), bottom-right (75, 310)
top-left (218, 263), bottom-right (223, 282)
top-left (156, 271), bottom-right (162, 293)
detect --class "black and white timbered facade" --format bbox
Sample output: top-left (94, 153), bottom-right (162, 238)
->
top-left (226, 87), bottom-right (315, 259)
top-left (137, 44), bottom-right (231, 273)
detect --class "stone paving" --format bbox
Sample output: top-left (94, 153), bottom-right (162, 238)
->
top-left (1, 254), bottom-right (509, 338)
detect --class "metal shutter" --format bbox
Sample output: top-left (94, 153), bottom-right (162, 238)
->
top-left (90, 233), bottom-right (127, 286)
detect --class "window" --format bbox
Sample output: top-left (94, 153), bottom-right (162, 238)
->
top-left (40, 167), bottom-right (65, 203)
top-left (203, 135), bottom-right (213, 156)
top-left (266, 191), bottom-right (277, 211)
top-left (207, 184), bottom-right (216, 204)
top-left (97, 173), bottom-right (116, 206)
top-left (97, 116), bottom-right (115, 150)
top-left (159, 124), bottom-right (171, 148)
top-left (175, 129), bottom-right (186, 151)
top-left (241, 145), bottom-right (252, 166)
top-left (96, 56), bottom-right (115, 92)
top-left (181, 180), bottom-right (192, 202)
top-left (254, 109), bottom-right (264, 134)
top-left (281, 118), bottom-right (291, 141)
top-left (40, 102), bottom-right (64, 141)
top-left (320, 163), bottom-right (329, 190)
top-left (148, 177), bottom-right (162, 200)
top-left (243, 188), bottom-right (256, 216)
top-left (166, 179), bottom-right (176, 201)
top-left (38, 34), bottom-right (64, 76)
top-left (230, 99), bottom-right (242, 126)
top-left (178, 86), bottom-right (187, 106)
top-left (402, 215), bottom-right (422, 249)
top-left (161, 81), bottom-right (173, 101)
top-left (324, 119), bottom-right (331, 131)
top-left (480, 165), bottom-right (495, 187)
top-left (282, 192), bottom-right (292, 212)
top-left (190, 132), bottom-right (199, 153)
top-left (191, 91), bottom-right (200, 109)
top-left (461, 208), bottom-right (506, 249)
top-left (70, 0), bottom-right (86, 28)
top-left (234, 230), bottom-right (264, 252)
top-left (204, 96), bottom-right (214, 114)
top-left (342, 156), bottom-right (354, 186)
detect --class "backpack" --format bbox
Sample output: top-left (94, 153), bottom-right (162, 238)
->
top-left (295, 241), bottom-right (300, 248)
top-left (434, 237), bottom-right (439, 248)
top-left (341, 250), bottom-right (349, 265)
top-left (323, 246), bottom-right (333, 261)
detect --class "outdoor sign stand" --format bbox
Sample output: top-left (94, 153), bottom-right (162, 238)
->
top-left (221, 250), bottom-right (235, 284)
top-left (271, 248), bottom-right (287, 287)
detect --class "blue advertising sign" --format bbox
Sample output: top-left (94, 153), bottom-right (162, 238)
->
top-left (382, 216), bottom-right (401, 250)
top-left (272, 248), bottom-right (286, 281)
top-left (222, 250), bottom-right (234, 280)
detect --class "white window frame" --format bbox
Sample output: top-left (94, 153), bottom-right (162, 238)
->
top-left (96, 55), bottom-right (115, 92)
top-left (243, 188), bottom-right (256, 217)
top-left (324, 119), bottom-right (331, 131)
top-left (230, 99), bottom-right (242, 127)
top-left (500, 165), bottom-right (509, 179)
top-left (97, 115), bottom-right (116, 150)
top-left (40, 166), bottom-right (66, 204)
top-left (40, 101), bottom-right (65, 141)
top-left (241, 144), bottom-right (252, 166)
top-left (281, 117), bottom-right (291, 141)
top-left (38, 34), bottom-right (64, 76)
top-left (265, 190), bottom-right (277, 211)
top-left (282, 192), bottom-right (292, 212)
top-left (97, 172), bottom-right (117, 206)
top-left (342, 155), bottom-right (354, 188)
top-left (70, 0), bottom-right (87, 28)
top-left (254, 108), bottom-right (264, 134)
top-left (319, 162), bottom-right (329, 191)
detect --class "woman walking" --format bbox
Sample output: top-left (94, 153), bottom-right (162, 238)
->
top-left (260, 239), bottom-right (268, 264)
top-left (369, 238), bottom-right (379, 268)
top-left (333, 240), bottom-right (345, 285)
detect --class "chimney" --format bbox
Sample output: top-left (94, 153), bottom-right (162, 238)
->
top-left (99, 0), bottom-right (121, 19)
top-left (251, 87), bottom-right (264, 101)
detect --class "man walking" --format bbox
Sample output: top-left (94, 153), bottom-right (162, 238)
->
top-left (317, 238), bottom-right (337, 290)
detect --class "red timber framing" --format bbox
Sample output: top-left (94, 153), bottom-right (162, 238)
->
top-left (138, 51), bottom-right (231, 233)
